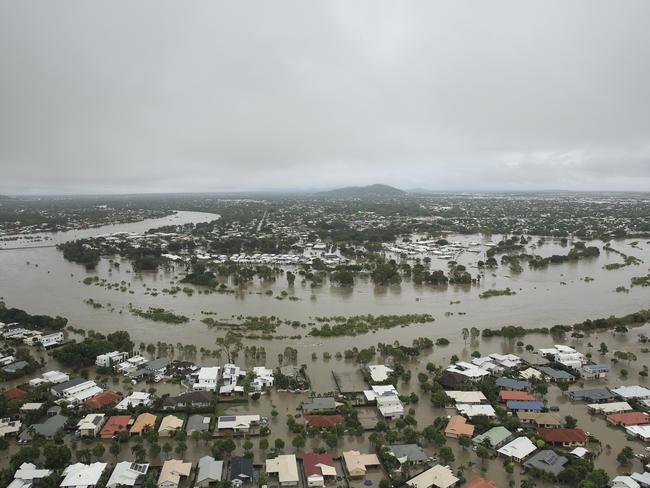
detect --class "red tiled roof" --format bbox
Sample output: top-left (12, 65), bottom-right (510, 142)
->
top-left (84, 390), bottom-right (122, 410)
top-left (3, 387), bottom-right (28, 401)
top-left (100, 415), bottom-right (132, 436)
top-left (463, 477), bottom-right (497, 488)
top-left (304, 415), bottom-right (344, 428)
top-left (538, 428), bottom-right (587, 443)
top-left (303, 453), bottom-right (335, 477)
top-left (607, 411), bottom-right (650, 426)
top-left (499, 390), bottom-right (535, 402)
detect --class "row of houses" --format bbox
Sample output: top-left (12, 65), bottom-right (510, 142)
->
top-left (0, 324), bottom-right (65, 348)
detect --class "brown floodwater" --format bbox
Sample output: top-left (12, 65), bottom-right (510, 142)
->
top-left (1, 211), bottom-right (650, 486)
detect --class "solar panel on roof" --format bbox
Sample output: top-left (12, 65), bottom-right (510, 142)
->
top-left (129, 463), bottom-right (148, 473)
top-left (220, 415), bottom-right (236, 421)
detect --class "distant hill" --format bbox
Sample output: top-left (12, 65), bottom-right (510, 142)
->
top-left (314, 184), bottom-right (406, 199)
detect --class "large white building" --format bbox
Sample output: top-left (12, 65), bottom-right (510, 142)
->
top-left (115, 355), bottom-right (147, 374)
top-left (39, 331), bottom-right (65, 348)
top-left (446, 362), bottom-right (491, 382)
top-left (51, 379), bottom-right (103, 404)
top-left (220, 364), bottom-right (245, 395)
top-left (217, 415), bottom-right (261, 432)
top-left (266, 454), bottom-right (299, 487)
top-left (7, 462), bottom-right (52, 488)
top-left (60, 463), bottom-right (107, 488)
top-left (405, 465), bottom-right (459, 488)
top-left (538, 345), bottom-right (586, 369)
top-left (193, 367), bottom-right (221, 392)
top-left (251, 366), bottom-right (274, 391)
top-left (367, 364), bottom-right (394, 383)
top-left (29, 370), bottom-right (70, 386)
top-left (364, 385), bottom-right (404, 419)
top-left (96, 351), bottom-right (129, 368)
top-left (106, 462), bottom-right (149, 488)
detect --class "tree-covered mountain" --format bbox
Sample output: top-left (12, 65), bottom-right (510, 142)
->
top-left (314, 184), bottom-right (406, 199)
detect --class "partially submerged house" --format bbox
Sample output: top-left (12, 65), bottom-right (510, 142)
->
top-left (100, 416), bottom-right (131, 438)
top-left (444, 416), bottom-right (474, 438)
top-left (230, 457), bottom-right (254, 486)
top-left (106, 462), bottom-right (149, 488)
top-left (303, 453), bottom-right (337, 487)
top-left (129, 413), bottom-right (157, 435)
top-left (472, 426), bottom-right (512, 449)
top-left (196, 456), bottom-right (223, 487)
top-left (77, 413), bottom-right (105, 438)
top-left (405, 465), bottom-right (459, 488)
top-left (158, 415), bottom-right (184, 437)
top-left (266, 454), bottom-right (299, 487)
top-left (158, 459), bottom-right (192, 488)
top-left (342, 451), bottom-right (381, 478)
top-left (523, 450), bottom-right (568, 477)
top-left (538, 428), bottom-right (587, 447)
top-left (60, 463), bottom-right (107, 488)
top-left (497, 437), bottom-right (537, 463)
top-left (216, 415), bottom-right (260, 433)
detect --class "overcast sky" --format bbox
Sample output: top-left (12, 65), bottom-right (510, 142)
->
top-left (1, 1), bottom-right (650, 194)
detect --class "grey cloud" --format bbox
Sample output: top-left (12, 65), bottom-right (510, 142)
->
top-left (1, 1), bottom-right (650, 194)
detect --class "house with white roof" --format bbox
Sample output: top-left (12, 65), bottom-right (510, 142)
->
top-left (217, 415), bottom-right (261, 432)
top-left (631, 472), bottom-right (650, 487)
top-left (106, 462), bottom-right (149, 488)
top-left (77, 414), bottom-right (106, 437)
top-left (445, 362), bottom-right (490, 382)
top-left (115, 355), bottom-right (147, 374)
top-left (626, 425), bottom-right (650, 442)
top-left (456, 404), bottom-right (496, 419)
top-left (96, 351), bottom-right (129, 368)
top-left (0, 418), bottom-right (22, 438)
top-left (363, 384), bottom-right (399, 402)
top-left (612, 476), bottom-right (641, 488)
top-left (193, 367), bottom-right (221, 392)
top-left (445, 391), bottom-right (487, 404)
top-left (405, 465), bottom-right (459, 488)
top-left (266, 454), bottom-right (299, 486)
top-left (364, 385), bottom-right (404, 419)
top-left (587, 402), bottom-right (633, 414)
top-left (377, 395), bottom-right (405, 420)
top-left (29, 370), bottom-right (70, 386)
top-left (60, 463), bottom-right (107, 488)
top-left (538, 345), bottom-right (586, 369)
top-left (251, 366), bottom-right (274, 391)
top-left (367, 364), bottom-right (394, 383)
top-left (612, 386), bottom-right (650, 400)
top-left (0, 355), bottom-right (15, 366)
top-left (60, 382), bottom-right (103, 404)
top-left (519, 368), bottom-right (544, 381)
top-left (471, 354), bottom-right (522, 374)
top-left (39, 332), bottom-right (65, 348)
top-left (497, 436), bottom-right (537, 463)
top-left (7, 462), bottom-right (52, 488)
top-left (115, 392), bottom-right (153, 411)
top-left (220, 364), bottom-right (246, 395)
